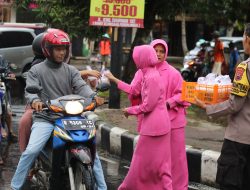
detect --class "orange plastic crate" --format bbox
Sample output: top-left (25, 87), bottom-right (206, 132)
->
top-left (181, 81), bottom-right (232, 104)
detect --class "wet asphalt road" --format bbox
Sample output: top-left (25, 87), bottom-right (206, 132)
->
top-left (0, 105), bottom-right (219, 190)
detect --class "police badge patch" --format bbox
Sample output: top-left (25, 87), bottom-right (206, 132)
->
top-left (235, 67), bottom-right (245, 81)
top-left (231, 62), bottom-right (250, 97)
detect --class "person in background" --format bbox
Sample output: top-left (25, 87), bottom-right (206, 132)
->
top-left (0, 55), bottom-right (17, 143)
top-left (195, 23), bottom-right (250, 190)
top-left (228, 42), bottom-right (240, 80)
top-left (0, 54), bottom-right (16, 165)
top-left (212, 31), bottom-right (226, 75)
top-left (106, 45), bottom-right (172, 189)
top-left (99, 34), bottom-right (111, 68)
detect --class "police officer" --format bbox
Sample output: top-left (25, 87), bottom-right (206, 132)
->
top-left (196, 23), bottom-right (250, 190)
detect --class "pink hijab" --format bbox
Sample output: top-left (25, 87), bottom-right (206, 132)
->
top-left (132, 45), bottom-right (158, 70)
top-left (150, 39), bottom-right (169, 66)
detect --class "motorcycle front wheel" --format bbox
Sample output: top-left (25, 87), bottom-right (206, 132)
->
top-left (74, 161), bottom-right (95, 190)
top-left (181, 71), bottom-right (193, 82)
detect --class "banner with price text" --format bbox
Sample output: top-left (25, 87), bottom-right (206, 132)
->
top-left (89, 0), bottom-right (145, 28)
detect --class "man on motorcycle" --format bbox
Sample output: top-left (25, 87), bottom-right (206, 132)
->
top-left (11, 29), bottom-right (106, 190)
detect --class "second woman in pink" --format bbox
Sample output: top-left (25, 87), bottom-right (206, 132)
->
top-left (151, 39), bottom-right (189, 190)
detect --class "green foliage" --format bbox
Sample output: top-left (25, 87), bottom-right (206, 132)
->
top-left (192, 0), bottom-right (250, 27)
top-left (15, 0), bottom-right (31, 9)
top-left (15, 0), bottom-right (249, 39)
top-left (15, 0), bottom-right (103, 39)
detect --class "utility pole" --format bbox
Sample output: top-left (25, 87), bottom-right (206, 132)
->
top-left (109, 27), bottom-right (123, 108)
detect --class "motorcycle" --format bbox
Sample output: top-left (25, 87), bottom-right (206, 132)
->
top-left (0, 57), bottom-right (16, 164)
top-left (181, 43), bottom-right (213, 81)
top-left (0, 57), bottom-right (16, 141)
top-left (26, 85), bottom-right (103, 190)
top-left (181, 58), bottom-right (210, 81)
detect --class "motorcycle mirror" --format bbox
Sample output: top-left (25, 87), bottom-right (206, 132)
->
top-left (26, 85), bottom-right (43, 94)
top-left (0, 66), bottom-right (5, 73)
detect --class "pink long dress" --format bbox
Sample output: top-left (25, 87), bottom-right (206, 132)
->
top-left (151, 39), bottom-right (189, 190)
top-left (118, 45), bottom-right (172, 190)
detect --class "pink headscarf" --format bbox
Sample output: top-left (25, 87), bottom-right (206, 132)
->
top-left (150, 39), bottom-right (169, 65)
top-left (132, 45), bottom-right (158, 70)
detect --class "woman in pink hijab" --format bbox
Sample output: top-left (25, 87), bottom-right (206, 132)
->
top-left (150, 39), bottom-right (189, 190)
top-left (106, 39), bottom-right (189, 190)
top-left (106, 45), bottom-right (172, 189)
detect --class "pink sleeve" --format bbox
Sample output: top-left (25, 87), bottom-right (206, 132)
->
top-left (126, 77), bottom-right (160, 115)
top-left (117, 81), bottom-right (131, 94)
top-left (117, 70), bottom-right (142, 96)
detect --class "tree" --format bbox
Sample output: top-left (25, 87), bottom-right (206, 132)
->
top-left (15, 0), bottom-right (250, 80)
top-left (192, 0), bottom-right (250, 35)
top-left (122, 0), bottom-right (198, 82)
top-left (15, 0), bottom-right (205, 80)
top-left (15, 0), bottom-right (103, 56)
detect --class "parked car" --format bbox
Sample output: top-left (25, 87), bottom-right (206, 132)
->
top-left (0, 23), bottom-right (47, 78)
top-left (0, 27), bottom-right (36, 77)
top-left (0, 22), bottom-right (47, 35)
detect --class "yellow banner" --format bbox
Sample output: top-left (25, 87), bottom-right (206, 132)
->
top-left (90, 0), bottom-right (144, 19)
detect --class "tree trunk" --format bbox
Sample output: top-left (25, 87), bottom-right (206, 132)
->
top-left (181, 12), bottom-right (188, 55)
top-left (226, 21), bottom-right (237, 37)
top-left (121, 0), bottom-right (156, 83)
top-left (71, 35), bottom-right (84, 57)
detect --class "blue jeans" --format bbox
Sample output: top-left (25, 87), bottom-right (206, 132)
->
top-left (94, 153), bottom-right (107, 190)
top-left (11, 121), bottom-right (54, 190)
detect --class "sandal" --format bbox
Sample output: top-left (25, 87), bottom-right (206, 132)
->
top-left (27, 169), bottom-right (36, 180)
top-left (1, 128), bottom-right (7, 138)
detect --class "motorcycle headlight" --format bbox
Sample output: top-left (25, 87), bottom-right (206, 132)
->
top-left (188, 61), bottom-right (194, 66)
top-left (65, 101), bottom-right (83, 115)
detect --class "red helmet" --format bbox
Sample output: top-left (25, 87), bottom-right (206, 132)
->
top-left (42, 28), bottom-right (71, 63)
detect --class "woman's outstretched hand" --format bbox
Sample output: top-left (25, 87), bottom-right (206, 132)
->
top-left (122, 108), bottom-right (130, 118)
top-left (104, 71), bottom-right (120, 84)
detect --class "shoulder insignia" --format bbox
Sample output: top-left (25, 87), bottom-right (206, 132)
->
top-left (231, 62), bottom-right (250, 97)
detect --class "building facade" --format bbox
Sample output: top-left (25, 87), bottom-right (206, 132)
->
top-left (0, 0), bottom-right (16, 22)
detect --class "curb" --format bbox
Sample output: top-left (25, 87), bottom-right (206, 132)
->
top-left (85, 111), bottom-right (220, 187)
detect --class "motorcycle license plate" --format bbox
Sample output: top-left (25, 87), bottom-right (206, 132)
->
top-left (62, 119), bottom-right (94, 130)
